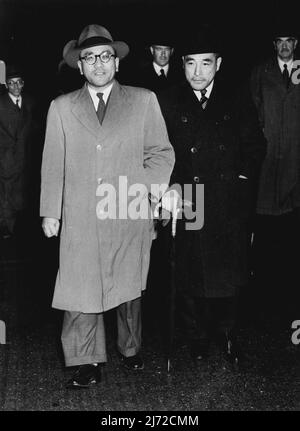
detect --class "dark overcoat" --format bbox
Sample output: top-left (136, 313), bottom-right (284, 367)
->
top-left (40, 81), bottom-right (174, 313)
top-left (250, 57), bottom-right (300, 215)
top-left (158, 79), bottom-right (266, 298)
top-left (0, 92), bottom-right (36, 220)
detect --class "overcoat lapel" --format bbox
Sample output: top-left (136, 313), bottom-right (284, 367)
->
top-left (71, 84), bottom-right (101, 139)
top-left (71, 80), bottom-right (131, 144)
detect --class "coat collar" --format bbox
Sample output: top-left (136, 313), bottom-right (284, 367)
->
top-left (71, 80), bottom-right (132, 142)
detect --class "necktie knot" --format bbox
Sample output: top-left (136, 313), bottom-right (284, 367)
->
top-left (160, 68), bottom-right (166, 77)
top-left (199, 88), bottom-right (208, 109)
top-left (96, 92), bottom-right (105, 124)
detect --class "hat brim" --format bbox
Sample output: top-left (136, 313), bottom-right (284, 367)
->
top-left (63, 39), bottom-right (129, 69)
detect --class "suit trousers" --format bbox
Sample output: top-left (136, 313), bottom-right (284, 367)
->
top-left (61, 297), bottom-right (141, 367)
top-left (179, 294), bottom-right (239, 342)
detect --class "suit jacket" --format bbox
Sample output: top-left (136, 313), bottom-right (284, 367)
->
top-left (0, 92), bottom-right (35, 216)
top-left (251, 57), bottom-right (300, 215)
top-left (158, 78), bottom-right (266, 297)
top-left (40, 80), bottom-right (174, 313)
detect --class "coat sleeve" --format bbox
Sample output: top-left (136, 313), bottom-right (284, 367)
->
top-left (143, 92), bottom-right (175, 200)
top-left (40, 100), bottom-right (65, 219)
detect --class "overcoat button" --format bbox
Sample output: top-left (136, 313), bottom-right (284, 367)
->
top-left (193, 176), bottom-right (200, 183)
top-left (219, 144), bottom-right (225, 151)
top-left (181, 116), bottom-right (188, 123)
top-left (224, 114), bottom-right (230, 120)
top-left (191, 147), bottom-right (197, 153)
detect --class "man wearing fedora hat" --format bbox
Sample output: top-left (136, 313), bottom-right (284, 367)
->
top-left (157, 28), bottom-right (266, 364)
top-left (40, 24), bottom-right (174, 388)
top-left (134, 36), bottom-right (182, 94)
top-left (250, 27), bottom-right (300, 325)
top-left (0, 65), bottom-right (36, 239)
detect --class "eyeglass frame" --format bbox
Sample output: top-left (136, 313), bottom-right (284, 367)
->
top-left (6, 78), bottom-right (24, 87)
top-left (79, 50), bottom-right (117, 65)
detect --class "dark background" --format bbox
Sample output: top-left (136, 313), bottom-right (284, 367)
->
top-left (0, 0), bottom-right (299, 102)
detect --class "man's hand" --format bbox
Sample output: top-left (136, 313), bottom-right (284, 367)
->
top-left (42, 217), bottom-right (60, 238)
top-left (153, 189), bottom-right (181, 219)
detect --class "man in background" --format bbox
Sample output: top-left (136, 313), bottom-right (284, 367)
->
top-left (0, 65), bottom-right (36, 239)
top-left (250, 29), bottom-right (300, 325)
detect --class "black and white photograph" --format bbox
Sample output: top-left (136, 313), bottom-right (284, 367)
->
top-left (0, 0), bottom-right (299, 417)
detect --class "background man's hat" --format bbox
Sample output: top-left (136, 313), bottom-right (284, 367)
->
top-left (63, 24), bottom-right (130, 69)
top-left (180, 27), bottom-right (221, 56)
top-left (5, 64), bottom-right (23, 81)
top-left (272, 20), bottom-right (298, 39)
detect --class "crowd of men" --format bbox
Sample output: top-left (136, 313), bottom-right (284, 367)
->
top-left (0, 23), bottom-right (299, 389)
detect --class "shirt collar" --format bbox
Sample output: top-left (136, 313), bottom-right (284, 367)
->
top-left (8, 93), bottom-right (22, 103)
top-left (87, 81), bottom-right (114, 109)
top-left (278, 57), bottom-right (294, 72)
top-left (193, 80), bottom-right (214, 101)
top-left (153, 62), bottom-right (169, 76)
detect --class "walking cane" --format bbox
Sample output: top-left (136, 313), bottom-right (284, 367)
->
top-left (166, 207), bottom-right (180, 373)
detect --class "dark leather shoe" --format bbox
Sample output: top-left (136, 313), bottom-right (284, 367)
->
top-left (66, 364), bottom-right (101, 388)
top-left (190, 339), bottom-right (210, 360)
top-left (120, 354), bottom-right (144, 370)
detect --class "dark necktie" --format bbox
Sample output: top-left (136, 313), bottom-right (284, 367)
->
top-left (199, 88), bottom-right (208, 109)
top-left (282, 64), bottom-right (290, 89)
top-left (160, 68), bottom-right (166, 78)
top-left (15, 98), bottom-right (20, 109)
top-left (96, 92), bottom-right (105, 124)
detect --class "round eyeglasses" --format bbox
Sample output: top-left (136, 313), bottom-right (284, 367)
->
top-left (80, 51), bottom-right (116, 65)
top-left (7, 79), bottom-right (24, 87)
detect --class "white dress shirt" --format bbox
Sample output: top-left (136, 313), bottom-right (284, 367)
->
top-left (278, 58), bottom-right (294, 75)
top-left (87, 82), bottom-right (114, 110)
top-left (153, 62), bottom-right (169, 77)
top-left (8, 93), bottom-right (22, 108)
top-left (193, 80), bottom-right (214, 101)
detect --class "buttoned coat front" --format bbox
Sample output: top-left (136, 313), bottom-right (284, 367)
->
top-left (40, 81), bottom-right (174, 313)
top-left (158, 79), bottom-right (266, 298)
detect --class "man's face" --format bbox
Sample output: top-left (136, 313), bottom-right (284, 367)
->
top-left (150, 45), bottom-right (173, 67)
top-left (183, 53), bottom-right (222, 91)
top-left (274, 37), bottom-right (298, 61)
top-left (6, 77), bottom-right (24, 97)
top-left (77, 44), bottom-right (119, 90)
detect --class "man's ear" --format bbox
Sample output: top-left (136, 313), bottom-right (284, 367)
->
top-left (295, 39), bottom-right (298, 49)
top-left (77, 60), bottom-right (83, 75)
top-left (150, 46), bottom-right (154, 56)
top-left (216, 56), bottom-right (222, 71)
top-left (115, 57), bottom-right (120, 72)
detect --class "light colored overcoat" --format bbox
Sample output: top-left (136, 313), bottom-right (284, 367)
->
top-left (40, 80), bottom-right (174, 313)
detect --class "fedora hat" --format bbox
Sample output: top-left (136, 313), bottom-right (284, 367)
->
top-left (6, 64), bottom-right (23, 81)
top-left (63, 24), bottom-right (130, 69)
